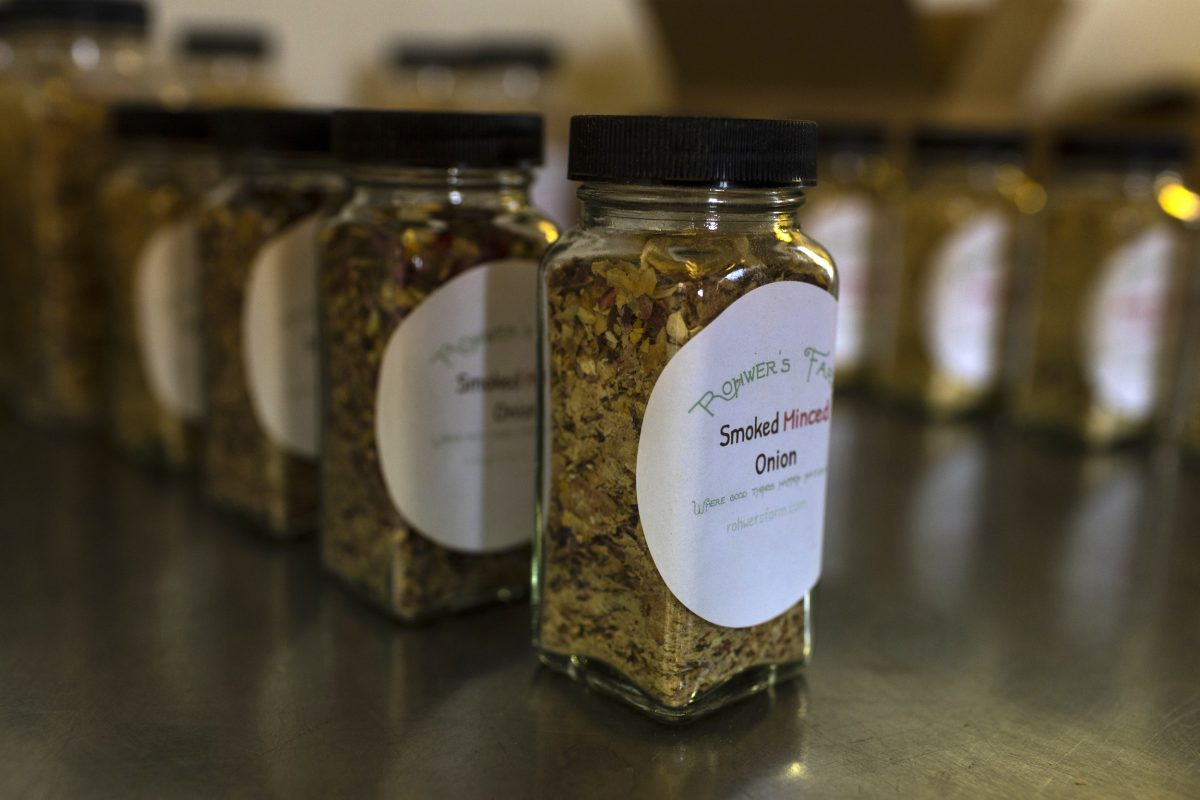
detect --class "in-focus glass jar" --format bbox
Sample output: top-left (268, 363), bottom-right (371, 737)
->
top-left (100, 104), bottom-right (220, 468)
top-left (170, 25), bottom-right (287, 106)
top-left (4, 0), bottom-right (157, 426)
top-left (1014, 130), bottom-right (1192, 447)
top-left (319, 111), bottom-right (557, 621)
top-left (535, 116), bottom-right (837, 722)
top-left (873, 127), bottom-right (1042, 417)
top-left (197, 109), bottom-right (346, 536)
top-left (801, 123), bottom-right (895, 388)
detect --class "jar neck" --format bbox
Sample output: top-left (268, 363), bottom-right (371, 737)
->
top-left (17, 26), bottom-right (147, 73)
top-left (346, 165), bottom-right (533, 209)
top-left (577, 181), bottom-right (806, 233)
top-left (1056, 162), bottom-right (1180, 198)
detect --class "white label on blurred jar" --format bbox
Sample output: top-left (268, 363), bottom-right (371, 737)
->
top-left (636, 282), bottom-right (837, 629)
top-left (1082, 223), bottom-right (1175, 417)
top-left (242, 214), bottom-right (322, 458)
top-left (923, 211), bottom-right (1009, 389)
top-left (805, 196), bottom-right (872, 369)
top-left (134, 220), bottom-right (203, 420)
top-left (375, 259), bottom-right (538, 554)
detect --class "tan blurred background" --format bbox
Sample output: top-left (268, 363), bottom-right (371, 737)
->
top-left (152, 0), bottom-right (1200, 118)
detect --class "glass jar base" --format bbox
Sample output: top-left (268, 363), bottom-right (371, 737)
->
top-left (536, 649), bottom-right (807, 724)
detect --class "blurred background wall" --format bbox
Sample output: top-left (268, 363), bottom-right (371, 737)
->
top-left (151, 0), bottom-right (1200, 117)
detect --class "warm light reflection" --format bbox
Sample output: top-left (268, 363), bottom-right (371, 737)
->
top-left (1156, 180), bottom-right (1200, 223)
top-left (786, 761), bottom-right (807, 778)
top-left (537, 220), bottom-right (559, 243)
top-left (773, 219), bottom-right (794, 243)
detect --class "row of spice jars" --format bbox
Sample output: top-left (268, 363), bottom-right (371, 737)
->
top-left (0, 0), bottom-right (287, 424)
top-left (93, 108), bottom-right (835, 722)
top-left (809, 121), bottom-right (1200, 450)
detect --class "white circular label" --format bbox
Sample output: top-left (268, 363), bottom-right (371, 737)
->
top-left (242, 214), bottom-right (322, 458)
top-left (923, 210), bottom-right (1009, 389)
top-left (636, 282), bottom-right (837, 629)
top-left (805, 195), bottom-right (872, 369)
top-left (375, 259), bottom-right (538, 554)
top-left (1082, 223), bottom-right (1176, 417)
top-left (134, 220), bottom-right (203, 420)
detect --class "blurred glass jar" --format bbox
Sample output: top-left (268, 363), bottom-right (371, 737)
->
top-left (0, 5), bottom-right (26, 405)
top-left (319, 111), bottom-right (556, 620)
top-left (874, 127), bottom-right (1040, 417)
top-left (100, 104), bottom-right (220, 469)
top-left (1014, 130), bottom-right (1192, 447)
top-left (357, 40), bottom-right (470, 111)
top-left (170, 25), bottom-right (287, 106)
top-left (801, 123), bottom-right (894, 387)
top-left (2, 0), bottom-right (157, 426)
top-left (197, 109), bottom-right (345, 537)
top-left (536, 116), bottom-right (835, 721)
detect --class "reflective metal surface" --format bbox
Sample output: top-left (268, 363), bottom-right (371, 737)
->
top-left (0, 401), bottom-right (1197, 797)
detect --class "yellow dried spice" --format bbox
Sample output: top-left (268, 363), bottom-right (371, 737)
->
top-left (319, 203), bottom-right (557, 620)
top-left (100, 151), bottom-right (219, 467)
top-left (536, 228), bottom-right (834, 713)
top-left (197, 172), bottom-right (345, 534)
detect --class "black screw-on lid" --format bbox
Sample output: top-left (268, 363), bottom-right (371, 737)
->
top-left (473, 40), bottom-right (558, 71)
top-left (110, 103), bottom-right (212, 143)
top-left (333, 110), bottom-right (543, 169)
top-left (912, 125), bottom-right (1029, 160)
top-left (568, 116), bottom-right (818, 187)
top-left (389, 40), bottom-right (474, 69)
top-left (211, 107), bottom-right (333, 157)
top-left (7, 0), bottom-right (149, 32)
top-left (1053, 127), bottom-right (1191, 168)
top-left (179, 25), bottom-right (270, 59)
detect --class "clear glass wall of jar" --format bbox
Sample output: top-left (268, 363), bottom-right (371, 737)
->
top-left (170, 25), bottom-right (287, 106)
top-left (198, 109), bottom-right (346, 537)
top-left (535, 116), bottom-right (837, 721)
top-left (319, 110), bottom-right (557, 621)
top-left (1013, 130), bottom-right (1192, 447)
top-left (3, 0), bottom-right (158, 427)
top-left (100, 104), bottom-right (220, 469)
top-left (872, 127), bottom-right (1041, 418)
top-left (800, 123), bottom-right (895, 388)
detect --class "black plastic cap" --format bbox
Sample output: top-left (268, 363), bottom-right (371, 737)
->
top-left (179, 26), bottom-right (270, 59)
top-left (211, 108), bottom-right (333, 156)
top-left (473, 40), bottom-right (558, 70)
top-left (1053, 128), bottom-right (1192, 168)
top-left (912, 125), bottom-right (1029, 160)
top-left (568, 115), bottom-right (818, 187)
top-left (7, 0), bottom-right (149, 32)
top-left (390, 41), bottom-right (474, 69)
top-left (110, 103), bottom-right (212, 143)
top-left (333, 110), bottom-right (543, 169)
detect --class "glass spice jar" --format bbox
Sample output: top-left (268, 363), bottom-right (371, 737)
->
top-left (170, 25), bottom-right (288, 107)
top-left (357, 41), bottom-right (471, 111)
top-left (1013, 130), bottom-right (1192, 447)
top-left (535, 116), bottom-right (837, 721)
top-left (4, 0), bottom-right (158, 426)
top-left (318, 111), bottom-right (557, 620)
top-left (0, 5), bottom-right (26, 406)
top-left (801, 123), bottom-right (894, 388)
top-left (873, 127), bottom-right (1041, 417)
top-left (197, 109), bottom-right (346, 536)
top-left (100, 104), bottom-right (220, 468)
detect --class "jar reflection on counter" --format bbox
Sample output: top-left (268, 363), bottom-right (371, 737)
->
top-left (101, 104), bottom-right (221, 469)
top-left (872, 127), bottom-right (1041, 417)
top-left (2, 0), bottom-right (159, 426)
top-left (1013, 130), bottom-right (1192, 447)
top-left (800, 123), bottom-right (895, 388)
top-left (535, 116), bottom-right (836, 721)
top-left (318, 111), bottom-right (557, 621)
top-left (197, 109), bottom-right (346, 537)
